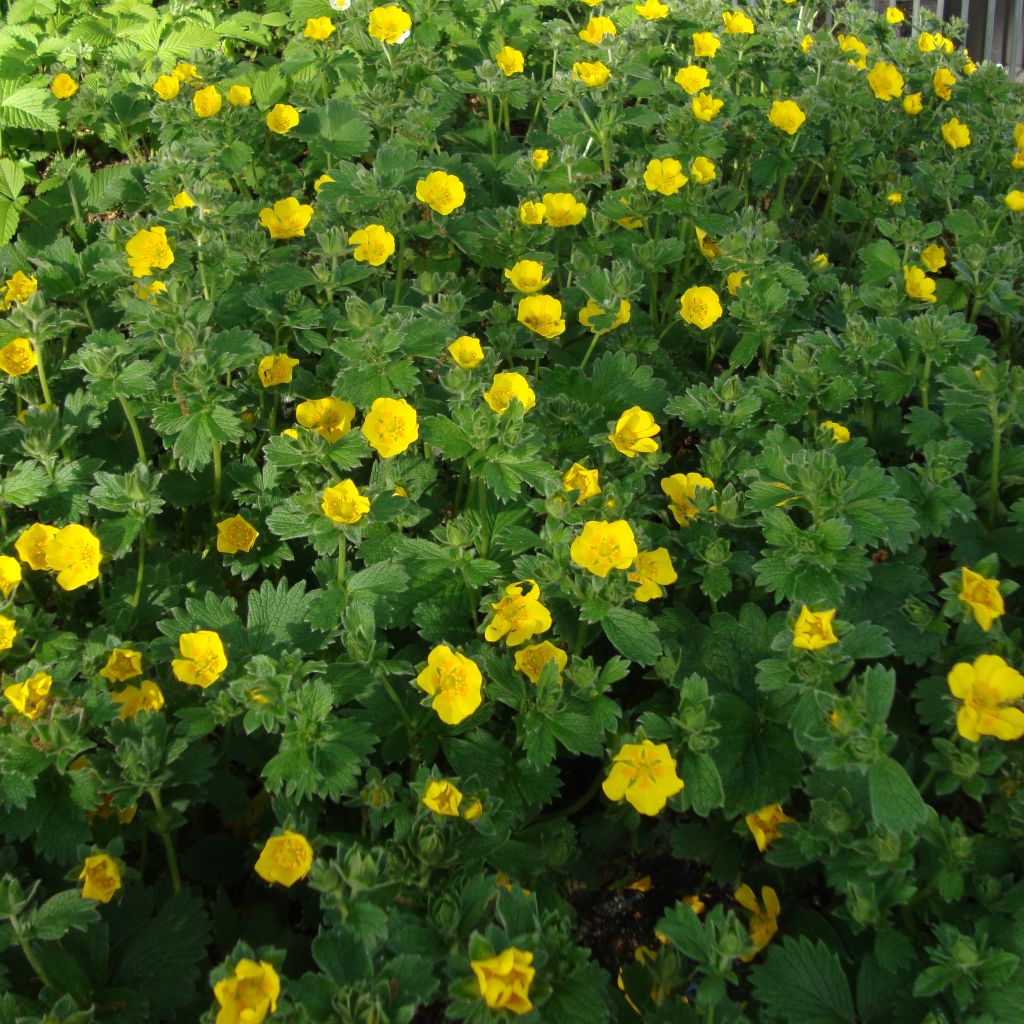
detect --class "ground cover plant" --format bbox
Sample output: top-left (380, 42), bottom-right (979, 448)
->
top-left (0, 0), bottom-right (1022, 1019)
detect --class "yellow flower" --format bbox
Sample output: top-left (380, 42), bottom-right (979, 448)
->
top-left (727, 270), bottom-right (748, 295)
top-left (462, 798), bottom-right (483, 821)
top-left (172, 630), bottom-right (228, 688)
top-left (348, 224), bottom-right (396, 265)
top-left (768, 99), bottom-right (806, 134)
top-left (0, 337), bottom-right (37, 377)
top-left (902, 92), bottom-right (923, 115)
top-left (484, 371), bottom-right (537, 414)
top-left (416, 645), bottom-right (484, 724)
top-left (683, 894), bottom-right (705, 914)
top-left (519, 200), bottom-right (545, 225)
top-left (504, 259), bottom-right (550, 294)
top-left (628, 548), bottom-right (678, 602)
top-left (948, 654), bottom-right (1024, 742)
top-left (259, 198), bottom-right (314, 239)
top-left (679, 285), bottom-right (723, 329)
top-left (485, 580), bottom-right (551, 646)
top-left (579, 16), bottom-right (616, 45)
top-left (885, 6), bottom-right (905, 22)
top-left (304, 16), bottom-right (335, 40)
top-left (940, 117), bottom-right (971, 148)
top-left (692, 92), bottom-right (724, 121)
top-left (1, 269), bottom-right (37, 310)
top-left (617, 215), bottom-right (644, 229)
top-left (313, 173), bottom-right (335, 193)
top-left (416, 170), bottom-right (466, 216)
top-left (134, 280), bottom-right (167, 301)
top-left (722, 10), bottom-right (754, 33)
top-left (571, 520), bottom-right (638, 577)
top-left (1006, 190), bottom-right (1024, 212)
top-left (51, 73), bottom-right (78, 99)
top-left (153, 75), bottom-right (180, 100)
top-left (257, 353), bottom-right (299, 387)
top-left (579, 298), bottom-right (630, 335)
top-left (602, 739), bottom-right (684, 815)
top-left (496, 46), bottom-right (524, 76)
top-left (887, 192), bottom-right (903, 205)
top-left (695, 226), bottom-right (720, 260)
top-left (3, 671), bottom-right (51, 719)
top-left (216, 515), bottom-right (259, 554)
top-left (362, 396), bottom-right (419, 457)
top-left (516, 295), bottom-right (564, 339)
top-left (514, 641), bottom-right (568, 684)
top-left (99, 648), bottom-right (143, 683)
top-left (423, 779), bottom-right (463, 816)
top-left (448, 335), bottom-right (484, 368)
top-left (690, 156), bottom-right (716, 184)
top-left (227, 84), bottom-right (252, 106)
top-left (542, 192), bottom-right (586, 227)
top-left (661, 472), bottom-right (715, 525)
top-left (837, 34), bottom-right (867, 68)
top-left (530, 149), bottom-right (549, 169)
top-left (960, 567), bottom-right (1004, 632)
top-left (820, 420), bottom-right (850, 443)
top-left (46, 524), bottom-right (102, 591)
top-left (745, 804), bottom-right (795, 852)
top-left (572, 60), bottom-right (612, 87)
top-left (609, 406), bottom-right (660, 458)
top-left (321, 480), bottom-right (371, 524)
top-left (111, 680), bottom-right (164, 720)
top-left (1016, 123), bottom-right (1024, 148)
top-left (693, 31), bottom-right (721, 57)
top-left (0, 555), bottom-right (22, 597)
top-left (562, 463), bottom-right (601, 504)
top-left (735, 884), bottom-right (780, 959)
top-left (904, 264), bottom-right (937, 302)
top-left (173, 62), bottom-right (200, 82)
top-left (792, 606), bottom-right (838, 650)
top-left (79, 853), bottom-right (121, 903)
top-left (15, 523), bottom-right (58, 570)
top-left (296, 397), bottom-right (356, 442)
top-left (674, 65), bottom-right (710, 95)
top-left (472, 947), bottom-right (535, 1015)
top-left (635, 0), bottom-right (669, 19)
top-left (125, 226), bottom-right (174, 278)
top-left (0, 614), bottom-right (15, 652)
top-left (800, 34), bottom-right (814, 53)
top-left (214, 959), bottom-right (280, 1024)
top-left (933, 67), bottom-right (956, 100)
top-left (368, 5), bottom-right (412, 44)
top-left (255, 830), bottom-right (313, 886)
top-left (643, 157), bottom-right (687, 194)
top-left (266, 102), bottom-right (300, 134)
top-left (192, 85), bottom-right (221, 118)
top-left (962, 57), bottom-right (977, 75)
top-left (868, 60), bottom-right (904, 101)
top-left (921, 243), bottom-right (946, 271)
top-left (166, 191), bottom-right (195, 211)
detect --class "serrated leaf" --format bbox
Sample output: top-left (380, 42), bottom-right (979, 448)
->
top-left (29, 890), bottom-right (98, 941)
top-left (867, 758), bottom-right (930, 834)
top-left (0, 461), bottom-right (49, 506)
top-left (601, 607), bottom-right (661, 666)
top-left (246, 579), bottom-right (310, 652)
top-left (751, 936), bottom-right (856, 1024)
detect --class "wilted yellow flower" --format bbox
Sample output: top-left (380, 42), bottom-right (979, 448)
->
top-left (348, 224), bottom-right (396, 265)
top-left (0, 337), bottom-right (37, 377)
top-left (99, 648), bottom-right (143, 683)
top-left (255, 830), bottom-right (313, 886)
top-left (304, 16), bottom-right (335, 40)
top-left (416, 645), bottom-right (484, 723)
top-left (693, 31), bottom-right (721, 57)
top-left (868, 60), bottom-right (904, 101)
top-left (362, 396), bottom-right (419, 457)
top-left (172, 630), bottom-right (227, 688)
top-left (227, 84), bottom-right (252, 106)
top-left (416, 170), bottom-right (466, 215)
top-left (216, 515), bottom-right (259, 554)
top-left (192, 85), bottom-right (221, 117)
top-left (530, 149), bottom-right (549, 169)
top-left (46, 524), bottom-right (102, 590)
top-left (562, 463), bottom-right (601, 504)
top-left (4, 671), bottom-right (51, 719)
top-left (571, 520), bottom-right (638, 577)
top-left (484, 371), bottom-right (537, 414)
top-left (902, 92), bottom-right (923, 115)
top-left (635, 0), bottom-right (669, 18)
top-left (960, 567), bottom-right (1004, 632)
top-left (368, 5), bottom-right (412, 44)
top-left (214, 960), bottom-right (280, 1024)
top-left (111, 680), bottom-right (164, 720)
top-left (695, 226), bottom-right (720, 260)
top-left (516, 294), bottom-right (564, 339)
top-left (745, 804), bottom-right (795, 852)
top-left (579, 298), bottom-right (630, 335)
top-left (572, 60), bottom-right (612, 87)
top-left (727, 270), bottom-right (748, 295)
top-left (948, 654), bottom-right (1024, 742)
top-left (266, 102), bottom-right (300, 134)
top-left (79, 853), bottom-right (121, 903)
top-left (768, 99), bottom-right (806, 134)
top-left (792, 606), bottom-right (838, 650)
top-left (495, 45), bottom-right (524, 76)
top-left (921, 244), bottom-right (946, 271)
top-left (485, 580), bottom-right (551, 646)
top-left (692, 92), bottom-right (724, 121)
top-left (679, 285), bottom-right (723, 329)
top-left (628, 548), bottom-right (678, 602)
top-left (736, 885), bottom-right (780, 959)
top-left (963, 57), bottom-right (977, 74)
top-left (886, 6), bottom-right (905, 22)
top-left (0, 555), bottom-right (22, 597)
top-left (820, 420), bottom-right (851, 443)
top-left (542, 192), bottom-right (586, 227)
top-left (514, 641), bottom-right (568, 685)
top-left (153, 75), bottom-right (180, 100)
top-left (423, 779), bottom-right (463, 816)
top-left (579, 15), bottom-right (616, 44)
top-left (602, 739), bottom-right (684, 815)
top-left (904, 264), bottom-right (937, 302)
top-left (609, 407), bottom-right (660, 457)
top-left (15, 523), bottom-right (58, 571)
top-left (321, 480), bottom-right (371, 524)
top-left (51, 73), bottom-right (78, 99)
top-left (690, 156), bottom-right (716, 184)
top-left (125, 226), bottom-right (174, 277)
top-left (519, 200), bottom-right (546, 225)
top-left (643, 157), bottom-right (687, 194)
top-left (662, 472), bottom-right (715, 525)
top-left (257, 353), bottom-right (299, 387)
top-left (504, 260), bottom-right (550, 294)
top-left (296, 397), bottom-right (356, 442)
top-left (933, 67), bottom-right (956, 100)
top-left (674, 65), bottom-right (710, 95)
top-left (259, 198), bottom-right (314, 239)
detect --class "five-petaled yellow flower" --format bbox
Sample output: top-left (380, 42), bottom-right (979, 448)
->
top-left (416, 645), bottom-right (484, 724)
top-left (416, 171), bottom-right (466, 215)
top-left (257, 353), bottom-right (299, 387)
top-left (904, 264), bottom-right (937, 302)
top-left (679, 285), bottom-right (723, 329)
top-left (661, 472), bottom-right (716, 525)
top-left (693, 31), bottom-right (721, 57)
top-left (571, 520), bottom-right (638, 577)
top-left (471, 947), bottom-right (535, 1016)
top-left (516, 294), bottom-right (564, 339)
top-left (579, 298), bottom-right (630, 335)
top-left (542, 192), bottom-right (586, 227)
top-left (959, 567), bottom-right (1004, 632)
top-left (217, 515), bottom-right (259, 554)
top-left (79, 853), bottom-right (121, 903)
top-left (495, 46), bottom-right (524, 76)
top-left (3, 671), bottom-right (52, 720)
top-left (99, 648), bottom-right (143, 683)
top-left (368, 5), bottom-right (412, 44)
top-left (579, 16), bottom-right (616, 45)
top-left (193, 85), bottom-right (222, 118)
top-left (227, 84), bottom-right (252, 106)
top-left (941, 117), bottom-right (970, 149)
top-left (321, 480), bottom-right (371, 524)
top-left (572, 61), bottom-right (612, 87)
top-left (362, 396), bottom-right (419, 457)
top-left (933, 67), bottom-right (956, 100)
top-left (903, 92), bottom-right (923, 115)
top-left (792, 606), bottom-right (838, 650)
top-left (736, 884), bottom-right (780, 960)
top-left (485, 580), bottom-right (551, 646)
top-left (768, 99), bottom-right (806, 134)
top-left (674, 65), bottom-right (710, 95)
top-left (125, 226), bottom-right (174, 278)
top-left (820, 420), bottom-right (851, 443)
top-left (296, 397), bottom-right (355, 443)
top-left (504, 260), bottom-right (550, 294)
top-left (886, 6), bottom-right (905, 23)
top-left (948, 654), bottom-right (1024, 742)
top-left (690, 156), bottom-right (716, 183)
top-left (255, 830), bottom-right (314, 886)
top-left (635, 0), bottom-right (669, 18)
top-left (0, 338), bottom-right (38, 377)
top-left (259, 198), bottom-right (314, 239)
top-left (46, 524), bottom-right (102, 591)
top-left (0, 555), bottom-right (22, 597)
top-left (51, 73), bottom-right (78, 99)
top-left (1, 270), bottom-right (37, 310)
top-left (111, 679), bottom-right (164, 720)
top-left (423, 779), bottom-right (463, 816)
top-left (304, 16), bottom-right (335, 40)
top-left (214, 959), bottom-right (280, 1024)
top-left (172, 630), bottom-right (228, 688)
top-left (514, 641), bottom-right (568, 684)
top-left (348, 224), bottom-right (396, 265)
top-left (484, 371), bottom-right (537, 414)
top-left (644, 157), bottom-right (688, 194)
top-left (745, 803), bottom-right (795, 852)
top-left (519, 200), bottom-right (546, 225)
top-left (562, 463), bottom-right (601, 504)
top-left (448, 335), bottom-right (484, 368)
top-left (628, 548), bottom-right (678, 602)
top-left (266, 103), bottom-right (300, 134)
top-left (153, 75), bottom-right (180, 100)
top-left (530, 149), bottom-right (549, 169)
top-left (1006, 190), bottom-right (1024, 211)
top-left (692, 92), bottom-right (724, 121)
top-left (603, 739), bottom-right (684, 815)
top-left (167, 191), bottom-right (195, 211)
top-left (921, 244), bottom-right (947, 272)
top-left (609, 407), bottom-right (660, 457)
top-left (722, 10), bottom-right (754, 33)
top-left (868, 61), bottom-right (904, 101)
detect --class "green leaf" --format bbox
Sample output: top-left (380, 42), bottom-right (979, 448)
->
top-left (421, 415), bottom-right (473, 459)
top-left (862, 666), bottom-right (895, 726)
top-left (0, 158), bottom-right (25, 199)
top-left (751, 936), bottom-right (856, 1024)
top-left (246, 579), bottom-right (311, 652)
top-left (867, 758), bottom-right (930, 834)
top-left (294, 100), bottom-right (372, 158)
top-left (29, 890), bottom-right (98, 941)
top-left (0, 461), bottom-right (49, 507)
top-left (0, 85), bottom-right (58, 130)
top-left (601, 607), bottom-right (661, 666)
top-left (656, 900), bottom-right (710, 961)
top-left (859, 240), bottom-right (901, 287)
top-left (0, 198), bottom-right (21, 246)
top-left (679, 750), bottom-right (724, 815)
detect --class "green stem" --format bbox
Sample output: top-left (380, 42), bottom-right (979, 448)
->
top-left (16, 933), bottom-right (52, 990)
top-left (393, 233), bottom-right (407, 304)
top-left (920, 355), bottom-right (931, 411)
top-left (118, 395), bottom-right (146, 463)
top-left (989, 413), bottom-right (1001, 529)
top-left (211, 441), bottom-right (222, 517)
top-left (337, 534), bottom-right (347, 589)
top-left (579, 333), bottom-right (600, 371)
top-left (34, 343), bottom-right (53, 408)
top-left (485, 94), bottom-right (497, 160)
top-left (574, 619), bottom-right (588, 656)
top-left (132, 524), bottom-right (146, 611)
top-left (148, 789), bottom-right (182, 894)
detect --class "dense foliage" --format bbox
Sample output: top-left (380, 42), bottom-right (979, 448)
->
top-left (1, 0), bottom-right (1023, 1020)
